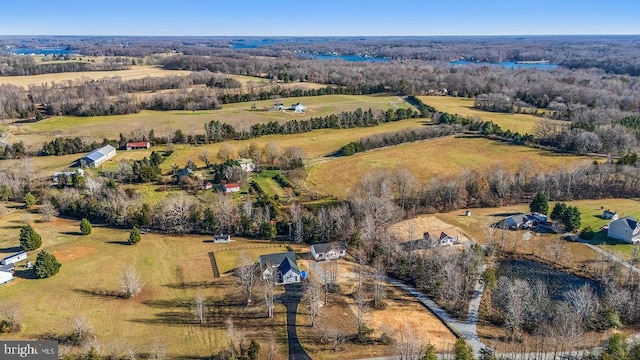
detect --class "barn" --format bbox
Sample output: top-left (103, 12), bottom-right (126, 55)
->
top-left (1, 251), bottom-right (27, 266)
top-left (126, 141), bottom-right (151, 151)
top-left (80, 145), bottom-right (116, 167)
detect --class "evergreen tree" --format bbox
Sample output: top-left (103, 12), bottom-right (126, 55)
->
top-left (562, 206), bottom-right (582, 232)
top-left (79, 218), bottom-right (92, 235)
top-left (128, 227), bottom-right (141, 245)
top-left (601, 333), bottom-right (628, 360)
top-left (550, 202), bottom-right (568, 221)
top-left (422, 344), bottom-right (438, 360)
top-left (529, 192), bottom-right (549, 215)
top-left (19, 224), bottom-right (42, 251)
top-left (23, 192), bottom-right (36, 209)
top-left (247, 339), bottom-right (261, 360)
top-left (454, 338), bottom-right (474, 360)
top-left (34, 250), bottom-right (61, 279)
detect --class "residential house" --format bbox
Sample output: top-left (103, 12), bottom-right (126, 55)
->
top-left (498, 213), bottom-right (547, 230)
top-left (53, 168), bottom-right (84, 185)
top-left (310, 241), bottom-right (347, 261)
top-left (80, 145), bottom-right (116, 167)
top-left (608, 216), bottom-right (640, 244)
top-left (213, 234), bottom-right (231, 243)
top-left (273, 102), bottom-right (284, 110)
top-left (126, 141), bottom-right (151, 151)
top-left (258, 251), bottom-right (301, 285)
top-left (238, 158), bottom-right (256, 172)
top-left (223, 183), bottom-right (240, 193)
top-left (176, 168), bottom-right (194, 180)
top-left (1, 251), bottom-right (27, 266)
top-left (291, 103), bottom-right (307, 113)
top-left (423, 231), bottom-right (459, 247)
top-left (603, 210), bottom-right (619, 220)
top-left (204, 181), bottom-right (213, 190)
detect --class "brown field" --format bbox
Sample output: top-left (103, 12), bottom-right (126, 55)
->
top-left (296, 260), bottom-right (456, 359)
top-left (305, 136), bottom-right (591, 199)
top-left (418, 96), bottom-right (554, 134)
top-left (0, 66), bottom-right (192, 89)
top-left (388, 216), bottom-right (471, 243)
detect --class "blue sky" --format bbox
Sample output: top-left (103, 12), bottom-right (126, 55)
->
top-left (0, 0), bottom-right (638, 36)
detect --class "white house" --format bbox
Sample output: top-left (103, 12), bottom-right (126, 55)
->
top-left (80, 145), bottom-right (116, 167)
top-left (603, 210), bottom-right (619, 220)
top-left (258, 252), bottom-right (301, 285)
top-left (0, 269), bottom-right (12, 285)
top-left (238, 158), bottom-right (256, 172)
top-left (310, 242), bottom-right (347, 261)
top-left (223, 183), bottom-right (240, 193)
top-left (423, 231), bottom-right (459, 247)
top-left (608, 216), bottom-right (640, 244)
top-left (291, 103), bottom-right (306, 113)
top-left (213, 234), bottom-right (231, 243)
top-left (1, 251), bottom-right (27, 266)
top-left (53, 168), bottom-right (85, 185)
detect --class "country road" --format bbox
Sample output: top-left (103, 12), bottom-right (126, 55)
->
top-left (0, 132), bottom-right (9, 147)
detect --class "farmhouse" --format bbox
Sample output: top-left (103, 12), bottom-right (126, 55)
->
top-left (1, 251), bottom-right (27, 266)
top-left (259, 251), bottom-right (301, 285)
top-left (80, 145), bottom-right (116, 167)
top-left (223, 183), bottom-right (240, 193)
top-left (423, 231), bottom-right (460, 247)
top-left (238, 158), bottom-right (256, 172)
top-left (608, 216), bottom-right (640, 244)
top-left (53, 168), bottom-right (84, 185)
top-left (291, 103), bottom-right (307, 113)
top-left (498, 213), bottom-right (548, 230)
top-left (603, 209), bottom-right (619, 220)
top-left (126, 141), bottom-right (151, 151)
top-left (213, 234), bottom-right (231, 243)
top-left (310, 241), bottom-right (347, 261)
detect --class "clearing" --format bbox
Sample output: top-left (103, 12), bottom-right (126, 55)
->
top-left (305, 136), bottom-right (591, 199)
top-left (418, 96), bottom-right (551, 134)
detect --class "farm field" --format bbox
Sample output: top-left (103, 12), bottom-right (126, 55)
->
top-left (228, 74), bottom-right (329, 91)
top-left (418, 96), bottom-right (552, 134)
top-left (305, 136), bottom-right (591, 199)
top-left (11, 94), bottom-right (412, 148)
top-left (0, 207), bottom-right (312, 358)
top-left (0, 65), bottom-right (192, 89)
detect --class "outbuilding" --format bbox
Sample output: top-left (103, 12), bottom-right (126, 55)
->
top-left (0, 270), bottom-right (12, 285)
top-left (213, 234), bottom-right (231, 243)
top-left (126, 141), bottom-right (151, 151)
top-left (80, 145), bottom-right (116, 167)
top-left (1, 251), bottom-right (27, 266)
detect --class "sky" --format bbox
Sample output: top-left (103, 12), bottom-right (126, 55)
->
top-left (0, 0), bottom-right (638, 36)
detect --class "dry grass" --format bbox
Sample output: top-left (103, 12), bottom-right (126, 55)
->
top-left (0, 208), bottom-right (298, 358)
top-left (296, 260), bottom-right (456, 359)
top-left (305, 136), bottom-right (591, 199)
top-left (0, 66), bottom-right (192, 89)
top-left (388, 216), bottom-right (471, 243)
top-left (418, 96), bottom-right (553, 134)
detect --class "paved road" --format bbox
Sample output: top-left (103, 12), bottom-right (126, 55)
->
top-left (0, 132), bottom-right (9, 147)
top-left (281, 283), bottom-right (312, 360)
top-left (578, 238), bottom-right (640, 274)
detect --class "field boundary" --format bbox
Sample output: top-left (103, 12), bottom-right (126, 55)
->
top-left (208, 252), bottom-right (220, 278)
top-left (212, 244), bottom-right (288, 252)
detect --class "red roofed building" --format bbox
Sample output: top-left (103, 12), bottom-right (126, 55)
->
top-left (223, 183), bottom-right (240, 193)
top-left (126, 141), bottom-right (151, 151)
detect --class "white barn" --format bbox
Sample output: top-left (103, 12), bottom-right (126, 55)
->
top-left (213, 234), bottom-right (231, 243)
top-left (1, 251), bottom-right (27, 266)
top-left (81, 145), bottom-right (116, 167)
top-left (291, 103), bottom-right (306, 113)
top-left (0, 270), bottom-right (12, 285)
top-left (608, 216), bottom-right (640, 244)
top-left (310, 242), bottom-right (347, 261)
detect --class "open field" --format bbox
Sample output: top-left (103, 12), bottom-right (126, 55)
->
top-left (10, 94), bottom-right (412, 149)
top-left (418, 96), bottom-right (552, 134)
top-left (296, 260), bottom-right (457, 359)
top-left (306, 136), bottom-right (591, 199)
top-left (228, 74), bottom-right (329, 92)
top-left (0, 66), bottom-right (192, 89)
top-left (0, 207), bottom-right (307, 358)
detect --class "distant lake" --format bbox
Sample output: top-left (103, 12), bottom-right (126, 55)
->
top-left (451, 59), bottom-right (559, 69)
top-left (11, 47), bottom-right (74, 55)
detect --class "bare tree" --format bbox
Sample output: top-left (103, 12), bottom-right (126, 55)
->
top-left (289, 202), bottom-right (303, 243)
top-left (393, 167), bottom-right (416, 211)
top-left (217, 143), bottom-right (237, 162)
top-left (194, 293), bottom-right (206, 325)
top-left (119, 266), bottom-right (143, 299)
top-left (235, 253), bottom-right (256, 305)
top-left (319, 260), bottom-right (338, 305)
top-left (71, 315), bottom-right (94, 346)
top-left (262, 270), bottom-right (276, 318)
top-left (262, 142), bottom-right (281, 166)
top-left (39, 199), bottom-right (57, 222)
top-left (199, 150), bottom-right (211, 168)
top-left (394, 326), bottom-right (425, 360)
top-left (0, 303), bottom-right (21, 333)
top-left (563, 284), bottom-right (599, 328)
top-left (371, 258), bottom-right (386, 308)
top-left (305, 277), bottom-right (323, 327)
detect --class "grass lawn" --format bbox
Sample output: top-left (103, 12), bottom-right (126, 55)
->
top-left (13, 94), bottom-right (411, 149)
top-left (251, 170), bottom-right (287, 199)
top-left (0, 207), bottom-right (305, 358)
top-left (418, 96), bottom-right (556, 134)
top-left (305, 136), bottom-right (591, 199)
top-left (0, 66), bottom-right (192, 89)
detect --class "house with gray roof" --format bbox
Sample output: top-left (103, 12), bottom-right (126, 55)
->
top-left (310, 241), bottom-right (346, 261)
top-left (258, 251), bottom-right (301, 285)
top-left (80, 145), bottom-right (116, 167)
top-left (608, 216), bottom-right (640, 244)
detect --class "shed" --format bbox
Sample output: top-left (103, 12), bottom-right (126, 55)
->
top-left (1, 251), bottom-right (27, 266)
top-left (213, 234), bottom-right (231, 243)
top-left (0, 270), bottom-right (12, 285)
top-left (126, 141), bottom-right (151, 151)
top-left (603, 210), bottom-right (619, 220)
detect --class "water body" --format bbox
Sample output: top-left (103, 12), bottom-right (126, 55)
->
top-left (451, 59), bottom-right (559, 69)
top-left (11, 47), bottom-right (74, 55)
top-left (312, 53), bottom-right (390, 62)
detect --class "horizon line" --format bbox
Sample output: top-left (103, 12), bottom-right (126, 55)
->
top-left (1, 34), bottom-right (640, 38)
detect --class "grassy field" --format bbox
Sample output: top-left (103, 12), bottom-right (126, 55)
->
top-left (305, 135), bottom-right (591, 199)
top-left (0, 66), bottom-right (192, 89)
top-left (12, 94), bottom-right (412, 149)
top-left (418, 96), bottom-right (551, 134)
top-left (0, 207), bottom-right (309, 358)
top-left (228, 74), bottom-right (328, 92)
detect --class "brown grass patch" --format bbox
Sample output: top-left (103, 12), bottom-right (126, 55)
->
top-left (52, 246), bottom-right (98, 262)
top-left (389, 216), bottom-right (471, 243)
